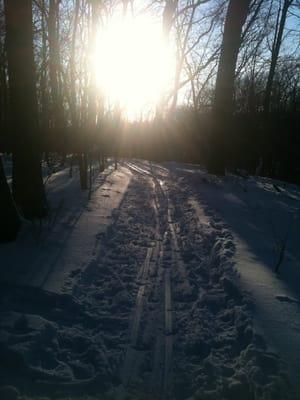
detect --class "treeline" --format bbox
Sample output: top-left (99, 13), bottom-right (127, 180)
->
top-left (0, 0), bottom-right (299, 242)
top-left (2, 106), bottom-right (299, 183)
top-left (98, 110), bottom-right (300, 183)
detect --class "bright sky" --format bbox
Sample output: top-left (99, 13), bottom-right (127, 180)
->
top-left (93, 14), bottom-right (175, 121)
top-left (91, 1), bottom-right (299, 120)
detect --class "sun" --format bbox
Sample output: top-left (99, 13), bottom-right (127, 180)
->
top-left (94, 14), bottom-right (175, 121)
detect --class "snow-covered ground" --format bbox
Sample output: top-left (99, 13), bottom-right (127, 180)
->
top-left (168, 162), bottom-right (300, 391)
top-left (0, 159), bottom-right (299, 400)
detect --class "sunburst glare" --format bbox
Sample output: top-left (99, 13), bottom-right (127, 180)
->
top-left (94, 14), bottom-right (175, 121)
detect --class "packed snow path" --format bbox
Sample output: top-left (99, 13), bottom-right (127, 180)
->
top-left (0, 160), bottom-right (299, 400)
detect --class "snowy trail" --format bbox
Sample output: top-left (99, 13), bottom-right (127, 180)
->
top-left (38, 167), bottom-right (132, 292)
top-left (121, 246), bottom-right (154, 386)
top-left (0, 159), bottom-right (298, 400)
top-left (121, 161), bottom-right (175, 396)
top-left (122, 161), bottom-right (297, 400)
top-left (121, 161), bottom-right (197, 397)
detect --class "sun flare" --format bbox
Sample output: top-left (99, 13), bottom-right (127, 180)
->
top-left (94, 15), bottom-right (175, 121)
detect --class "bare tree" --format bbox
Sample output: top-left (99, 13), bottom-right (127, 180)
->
top-left (0, 156), bottom-right (21, 241)
top-left (264, 0), bottom-right (294, 114)
top-left (4, 0), bottom-right (48, 218)
top-left (208, 0), bottom-right (251, 174)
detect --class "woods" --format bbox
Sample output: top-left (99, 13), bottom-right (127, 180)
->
top-left (0, 0), bottom-right (299, 242)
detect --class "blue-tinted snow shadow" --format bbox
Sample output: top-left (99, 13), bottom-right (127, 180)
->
top-left (0, 164), bottom-right (116, 287)
top-left (163, 162), bottom-right (300, 302)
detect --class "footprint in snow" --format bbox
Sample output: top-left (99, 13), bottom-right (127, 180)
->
top-left (275, 295), bottom-right (299, 305)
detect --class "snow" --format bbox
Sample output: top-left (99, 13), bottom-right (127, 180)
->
top-left (0, 162), bottom-right (131, 292)
top-left (167, 162), bottom-right (300, 394)
top-left (0, 159), bottom-right (299, 399)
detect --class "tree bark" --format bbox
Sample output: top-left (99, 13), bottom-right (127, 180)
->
top-left (40, 0), bottom-right (49, 130)
top-left (208, 0), bottom-right (251, 175)
top-left (263, 0), bottom-right (292, 114)
top-left (262, 0), bottom-right (292, 176)
top-left (70, 0), bottom-right (80, 128)
top-left (48, 0), bottom-right (67, 164)
top-left (0, 37), bottom-right (9, 135)
top-left (4, 0), bottom-right (48, 218)
top-left (48, 0), bottom-right (65, 129)
top-left (0, 156), bottom-right (21, 242)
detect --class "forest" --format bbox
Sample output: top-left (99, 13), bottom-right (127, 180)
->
top-left (0, 1), bottom-right (300, 400)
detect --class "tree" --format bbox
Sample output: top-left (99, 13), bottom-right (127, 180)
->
top-left (69, 0), bottom-right (80, 128)
top-left (264, 0), bottom-right (294, 114)
top-left (4, 0), bottom-right (48, 218)
top-left (48, 0), bottom-right (65, 128)
top-left (0, 155), bottom-right (21, 242)
top-left (208, 0), bottom-right (251, 174)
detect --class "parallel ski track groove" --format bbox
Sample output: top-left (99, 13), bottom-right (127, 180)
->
top-left (122, 161), bottom-right (178, 398)
top-left (121, 162), bottom-right (161, 389)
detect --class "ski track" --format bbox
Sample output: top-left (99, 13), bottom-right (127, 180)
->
top-left (0, 159), bottom-right (297, 400)
top-left (121, 160), bottom-right (296, 400)
top-left (121, 161), bottom-right (174, 397)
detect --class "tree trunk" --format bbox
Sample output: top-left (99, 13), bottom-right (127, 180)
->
top-left (0, 37), bottom-right (9, 135)
top-left (264, 0), bottom-right (292, 114)
top-left (48, 0), bottom-right (65, 129)
top-left (48, 0), bottom-right (66, 163)
top-left (40, 0), bottom-right (49, 131)
top-left (4, 0), bottom-right (48, 219)
top-left (70, 0), bottom-right (80, 128)
top-left (78, 153), bottom-right (88, 190)
top-left (208, 0), bottom-right (251, 175)
top-left (0, 156), bottom-right (21, 242)
top-left (262, 0), bottom-right (292, 176)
